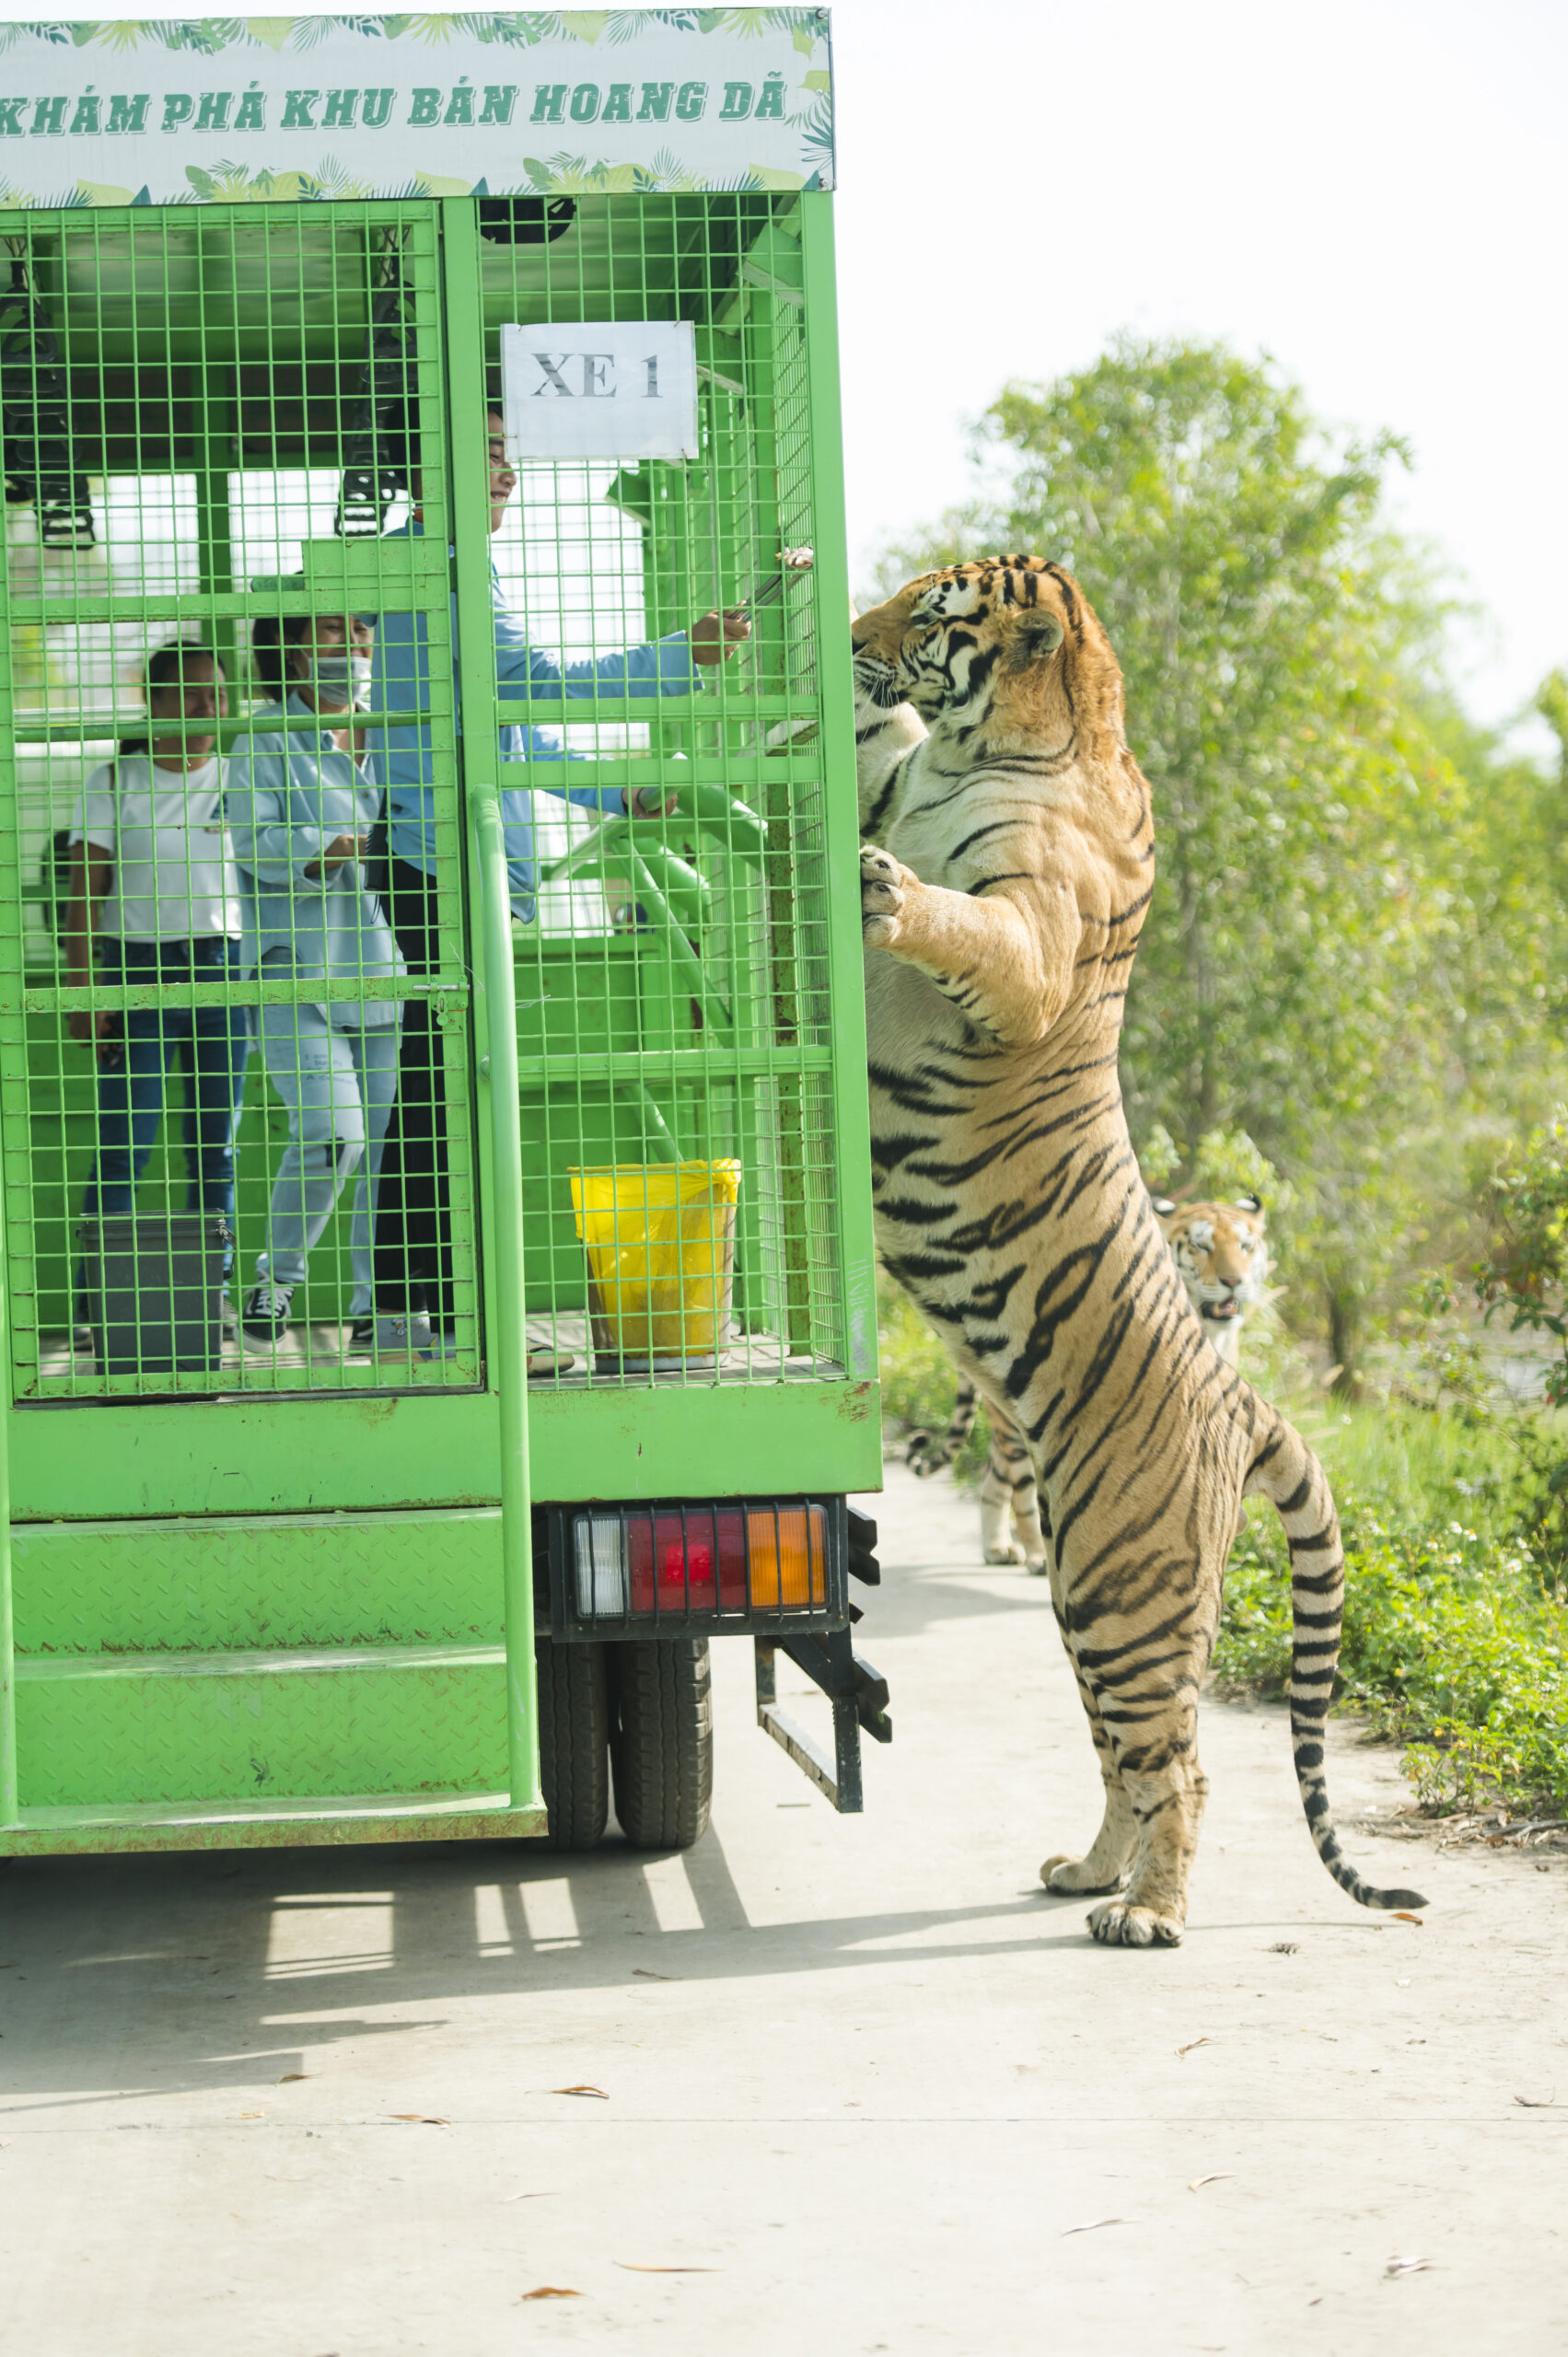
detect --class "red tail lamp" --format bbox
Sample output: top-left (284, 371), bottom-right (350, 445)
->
top-left (571, 1503), bottom-right (830, 1618)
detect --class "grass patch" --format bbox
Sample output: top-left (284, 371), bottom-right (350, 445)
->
top-left (877, 1276), bottom-right (1568, 1817)
top-left (1217, 1403), bottom-right (1568, 1817)
top-left (1218, 1493), bottom-right (1568, 1817)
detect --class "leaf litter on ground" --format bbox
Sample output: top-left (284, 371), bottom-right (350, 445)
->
top-left (553, 2084), bottom-right (609, 2099)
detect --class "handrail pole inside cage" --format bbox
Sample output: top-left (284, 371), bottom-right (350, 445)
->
top-left (472, 782), bottom-right (540, 1808)
top-left (443, 196), bottom-right (540, 1816)
top-left (799, 192), bottom-right (881, 1387)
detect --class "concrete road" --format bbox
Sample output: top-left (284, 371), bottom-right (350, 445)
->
top-left (0, 1464), bottom-right (1562, 2354)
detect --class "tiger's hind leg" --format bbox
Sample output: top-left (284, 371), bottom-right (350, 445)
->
top-left (979, 1402), bottom-right (1050, 1573)
top-left (1042, 1562), bottom-right (1220, 1944)
top-left (1040, 1659), bottom-right (1139, 1898)
top-left (1083, 1740), bottom-right (1210, 1948)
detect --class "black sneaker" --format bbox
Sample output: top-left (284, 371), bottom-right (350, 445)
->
top-left (347, 1316), bottom-right (376, 1353)
top-left (242, 1279), bottom-right (295, 1342)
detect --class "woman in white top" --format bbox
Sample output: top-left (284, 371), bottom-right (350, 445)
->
top-left (224, 610), bottom-right (404, 1350)
top-left (65, 642), bottom-right (250, 1272)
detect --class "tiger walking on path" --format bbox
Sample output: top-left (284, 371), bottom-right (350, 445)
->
top-left (854, 556), bottom-right (1423, 1944)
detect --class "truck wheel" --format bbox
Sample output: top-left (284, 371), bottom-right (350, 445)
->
top-left (534, 1635), bottom-right (610, 1851)
top-left (609, 1638), bottom-right (713, 1851)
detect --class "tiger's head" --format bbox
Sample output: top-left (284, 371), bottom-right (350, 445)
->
top-left (1154, 1195), bottom-right (1270, 1354)
top-left (851, 556), bottom-right (1124, 757)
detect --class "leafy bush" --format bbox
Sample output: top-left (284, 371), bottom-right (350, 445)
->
top-left (877, 1274), bottom-right (992, 1480)
top-left (1216, 1451), bottom-right (1568, 1817)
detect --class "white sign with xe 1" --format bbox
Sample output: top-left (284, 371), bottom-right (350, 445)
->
top-left (500, 323), bottom-right (701, 466)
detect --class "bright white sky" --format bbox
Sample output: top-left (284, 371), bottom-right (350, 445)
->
top-left (829, 0), bottom-right (1568, 747)
top-left (4, 0), bottom-right (1562, 741)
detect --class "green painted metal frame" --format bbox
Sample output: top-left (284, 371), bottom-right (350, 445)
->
top-left (442, 198), bottom-right (540, 1822)
top-left (797, 195), bottom-right (878, 1386)
top-left (0, 186), bottom-right (880, 1857)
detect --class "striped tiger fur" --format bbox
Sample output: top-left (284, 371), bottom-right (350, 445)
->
top-left (906, 1197), bottom-right (1270, 1566)
top-left (905, 1379), bottom-right (1049, 1569)
top-left (855, 555), bottom-right (1424, 1945)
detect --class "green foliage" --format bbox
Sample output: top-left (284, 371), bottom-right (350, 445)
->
top-left (1475, 1109), bottom-right (1568, 1404)
top-left (875, 336), bottom-right (1568, 1376)
top-left (1215, 1390), bottom-right (1568, 1816)
top-left (876, 1271), bottom-right (992, 1479)
top-left (1216, 1477), bottom-right (1568, 1818)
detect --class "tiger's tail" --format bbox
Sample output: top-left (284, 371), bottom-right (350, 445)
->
top-left (1243, 1409), bottom-right (1428, 1913)
top-left (905, 1376), bottom-right (981, 1479)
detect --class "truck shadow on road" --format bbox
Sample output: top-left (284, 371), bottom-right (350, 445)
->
top-left (0, 1831), bottom-right (1092, 2111)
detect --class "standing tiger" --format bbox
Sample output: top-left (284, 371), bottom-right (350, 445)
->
top-left (906, 1195), bottom-right (1271, 1565)
top-left (855, 556), bottom-right (1423, 1945)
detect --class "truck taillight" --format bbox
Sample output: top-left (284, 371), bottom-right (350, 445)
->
top-left (567, 1502), bottom-right (830, 1622)
top-left (627, 1509), bottom-right (746, 1611)
top-left (746, 1505), bottom-right (829, 1608)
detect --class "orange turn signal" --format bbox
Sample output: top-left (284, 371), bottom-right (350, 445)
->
top-left (745, 1504), bottom-right (828, 1609)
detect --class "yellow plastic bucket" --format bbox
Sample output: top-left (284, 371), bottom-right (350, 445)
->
top-left (569, 1160), bottom-right (741, 1374)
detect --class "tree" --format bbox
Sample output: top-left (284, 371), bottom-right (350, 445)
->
top-left (876, 338), bottom-right (1565, 1385)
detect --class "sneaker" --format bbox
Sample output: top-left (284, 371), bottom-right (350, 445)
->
top-left (375, 1310), bottom-right (447, 1361)
top-left (347, 1316), bottom-right (376, 1353)
top-left (242, 1278), bottom-right (295, 1342)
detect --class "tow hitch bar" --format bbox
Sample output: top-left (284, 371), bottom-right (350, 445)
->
top-left (754, 1506), bottom-right (890, 1811)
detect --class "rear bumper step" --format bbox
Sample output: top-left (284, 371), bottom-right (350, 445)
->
top-left (0, 1789), bottom-right (547, 1856)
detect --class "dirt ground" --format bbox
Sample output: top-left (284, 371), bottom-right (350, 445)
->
top-left (0, 1461), bottom-right (1562, 2354)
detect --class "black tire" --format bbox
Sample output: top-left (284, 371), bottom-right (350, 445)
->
top-left (534, 1635), bottom-right (610, 1851)
top-left (609, 1638), bottom-right (714, 1851)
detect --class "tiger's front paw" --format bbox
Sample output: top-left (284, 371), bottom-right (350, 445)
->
top-left (861, 844), bottom-right (910, 947)
top-left (1087, 1898), bottom-right (1184, 1948)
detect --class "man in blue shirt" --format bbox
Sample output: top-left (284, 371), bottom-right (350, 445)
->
top-left (366, 409), bottom-right (749, 1363)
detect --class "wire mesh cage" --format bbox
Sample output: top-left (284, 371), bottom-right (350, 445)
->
top-left (0, 15), bottom-right (886, 1860)
top-left (0, 187), bottom-right (864, 1409)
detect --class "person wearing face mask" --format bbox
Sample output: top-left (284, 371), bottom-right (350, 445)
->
top-left (223, 611), bottom-right (405, 1351)
top-left (362, 408), bottom-right (751, 1361)
top-left (65, 640), bottom-right (250, 1336)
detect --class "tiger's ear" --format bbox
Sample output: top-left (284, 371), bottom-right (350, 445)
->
top-left (1235, 1192), bottom-right (1262, 1213)
top-left (1005, 610), bottom-right (1064, 671)
top-left (1151, 1196), bottom-right (1177, 1218)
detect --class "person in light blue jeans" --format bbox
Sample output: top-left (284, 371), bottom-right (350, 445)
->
top-left (224, 610), bottom-right (404, 1351)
